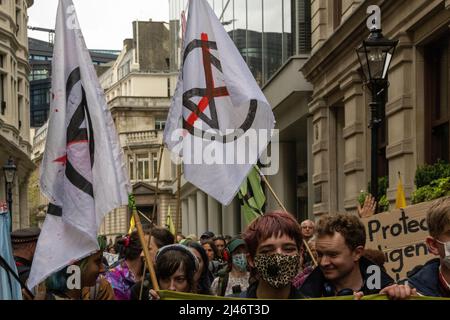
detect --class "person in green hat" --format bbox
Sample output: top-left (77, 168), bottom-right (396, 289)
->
top-left (210, 237), bottom-right (250, 296)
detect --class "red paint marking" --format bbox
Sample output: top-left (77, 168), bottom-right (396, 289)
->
top-left (185, 33), bottom-right (229, 129)
top-left (54, 154), bottom-right (67, 165)
top-left (67, 140), bottom-right (88, 147)
top-left (187, 96), bottom-right (209, 125)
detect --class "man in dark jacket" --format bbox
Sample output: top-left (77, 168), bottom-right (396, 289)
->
top-left (408, 197), bottom-right (450, 297)
top-left (299, 213), bottom-right (414, 299)
top-left (11, 227), bottom-right (41, 284)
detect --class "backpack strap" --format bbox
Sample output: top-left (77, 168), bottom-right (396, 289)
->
top-left (218, 272), bottom-right (230, 297)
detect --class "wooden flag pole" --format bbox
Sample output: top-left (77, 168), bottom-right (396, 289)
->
top-left (138, 144), bottom-right (164, 299)
top-left (176, 163), bottom-right (182, 237)
top-left (151, 144), bottom-right (165, 223)
top-left (132, 206), bottom-right (160, 291)
top-left (254, 166), bottom-right (318, 268)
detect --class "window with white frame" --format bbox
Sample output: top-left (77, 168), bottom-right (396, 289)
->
top-left (152, 152), bottom-right (158, 179)
top-left (137, 153), bottom-right (150, 181)
top-left (155, 120), bottom-right (166, 131)
top-left (128, 155), bottom-right (135, 181)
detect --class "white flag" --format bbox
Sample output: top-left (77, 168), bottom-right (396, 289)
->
top-left (164, 0), bottom-right (275, 205)
top-left (28, 0), bottom-right (130, 289)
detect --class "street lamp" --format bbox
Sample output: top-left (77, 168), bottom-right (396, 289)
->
top-left (356, 5), bottom-right (398, 204)
top-left (3, 157), bottom-right (16, 231)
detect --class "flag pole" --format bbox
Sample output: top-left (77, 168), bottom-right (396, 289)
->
top-left (138, 144), bottom-right (164, 299)
top-left (151, 144), bottom-right (164, 223)
top-left (176, 163), bottom-right (182, 237)
top-left (130, 198), bottom-right (160, 292)
top-left (254, 166), bottom-right (318, 268)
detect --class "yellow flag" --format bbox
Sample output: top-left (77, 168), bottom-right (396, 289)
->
top-left (395, 172), bottom-right (407, 209)
top-left (128, 214), bottom-right (135, 234)
top-left (166, 206), bottom-right (176, 236)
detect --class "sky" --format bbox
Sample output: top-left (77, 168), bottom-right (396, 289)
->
top-left (28, 0), bottom-right (170, 50)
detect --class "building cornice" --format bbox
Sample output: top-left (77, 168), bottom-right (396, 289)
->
top-left (302, 0), bottom-right (387, 82)
top-left (0, 25), bottom-right (30, 57)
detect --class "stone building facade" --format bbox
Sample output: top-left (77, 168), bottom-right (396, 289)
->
top-left (301, 0), bottom-right (450, 216)
top-left (98, 21), bottom-right (179, 241)
top-left (0, 0), bottom-right (35, 230)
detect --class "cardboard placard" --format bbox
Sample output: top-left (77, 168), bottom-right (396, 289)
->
top-left (362, 201), bottom-right (435, 282)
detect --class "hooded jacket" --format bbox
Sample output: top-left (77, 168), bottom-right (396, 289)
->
top-left (407, 258), bottom-right (450, 297)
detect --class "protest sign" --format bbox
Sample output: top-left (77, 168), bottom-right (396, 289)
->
top-left (362, 200), bottom-right (434, 281)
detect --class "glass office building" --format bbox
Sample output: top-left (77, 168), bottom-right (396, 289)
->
top-left (169, 0), bottom-right (311, 85)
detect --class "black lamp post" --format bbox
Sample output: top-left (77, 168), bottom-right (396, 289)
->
top-left (3, 157), bottom-right (16, 232)
top-left (356, 10), bottom-right (398, 204)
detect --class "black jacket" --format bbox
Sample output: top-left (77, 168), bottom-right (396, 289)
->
top-left (229, 281), bottom-right (306, 299)
top-left (408, 258), bottom-right (450, 297)
top-left (14, 256), bottom-right (32, 284)
top-left (298, 256), bottom-right (394, 298)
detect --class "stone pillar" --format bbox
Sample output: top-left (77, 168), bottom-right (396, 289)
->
top-left (207, 196), bottom-right (221, 234)
top-left (222, 197), bottom-right (239, 236)
top-left (307, 115), bottom-right (315, 219)
top-left (342, 0), bottom-right (363, 19)
top-left (311, 0), bottom-right (329, 52)
top-left (196, 191), bottom-right (208, 235)
top-left (188, 195), bottom-right (197, 236)
top-left (341, 72), bottom-right (366, 212)
top-left (311, 99), bottom-right (330, 216)
top-left (386, 33), bottom-right (415, 204)
top-left (12, 175), bottom-right (20, 230)
top-left (181, 199), bottom-right (189, 236)
top-left (19, 179), bottom-right (29, 228)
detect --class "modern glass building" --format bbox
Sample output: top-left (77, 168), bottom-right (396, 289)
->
top-left (168, 0), bottom-right (314, 236)
top-left (28, 38), bottom-right (119, 128)
top-left (169, 0), bottom-right (310, 85)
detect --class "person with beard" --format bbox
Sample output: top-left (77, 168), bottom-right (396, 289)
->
top-left (299, 213), bottom-right (415, 299)
top-left (235, 211), bottom-right (305, 299)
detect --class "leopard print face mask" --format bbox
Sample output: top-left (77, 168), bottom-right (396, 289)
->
top-left (254, 253), bottom-right (300, 288)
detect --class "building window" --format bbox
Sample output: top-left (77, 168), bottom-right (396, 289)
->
top-left (297, 0), bottom-right (312, 54)
top-left (0, 74), bottom-right (4, 115)
top-left (137, 153), bottom-right (150, 181)
top-left (128, 155), bottom-right (135, 181)
top-left (152, 152), bottom-right (158, 179)
top-left (31, 110), bottom-right (47, 127)
top-left (31, 88), bottom-right (50, 106)
top-left (155, 120), bottom-right (166, 131)
top-left (425, 33), bottom-right (450, 164)
top-left (118, 61), bottom-right (130, 80)
top-left (333, 0), bottom-right (342, 30)
top-left (30, 69), bottom-right (49, 81)
top-left (167, 78), bottom-right (171, 97)
top-left (16, 9), bottom-right (21, 36)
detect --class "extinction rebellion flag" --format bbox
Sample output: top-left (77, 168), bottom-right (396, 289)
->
top-left (164, 0), bottom-right (275, 205)
top-left (28, 0), bottom-right (130, 289)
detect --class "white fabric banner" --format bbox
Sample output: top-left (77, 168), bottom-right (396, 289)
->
top-left (28, 0), bottom-right (130, 289)
top-left (164, 0), bottom-right (275, 205)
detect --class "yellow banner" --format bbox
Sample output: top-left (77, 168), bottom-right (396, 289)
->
top-left (158, 290), bottom-right (450, 300)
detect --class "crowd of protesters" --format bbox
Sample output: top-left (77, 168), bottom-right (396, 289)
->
top-left (7, 195), bottom-right (450, 300)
